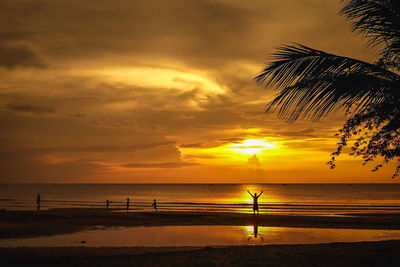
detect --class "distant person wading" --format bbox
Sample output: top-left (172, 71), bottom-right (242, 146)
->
top-left (36, 193), bottom-right (41, 210)
top-left (247, 190), bottom-right (263, 215)
top-left (153, 199), bottom-right (157, 212)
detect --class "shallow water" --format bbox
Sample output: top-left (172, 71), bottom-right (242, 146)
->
top-left (1, 226), bottom-right (400, 247)
top-left (2, 184), bottom-right (400, 215)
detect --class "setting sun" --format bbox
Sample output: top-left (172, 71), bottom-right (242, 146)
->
top-left (226, 139), bottom-right (278, 155)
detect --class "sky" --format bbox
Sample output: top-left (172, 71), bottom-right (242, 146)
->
top-left (0, 0), bottom-right (397, 183)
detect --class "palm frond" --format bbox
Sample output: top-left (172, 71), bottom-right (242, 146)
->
top-left (340, 0), bottom-right (400, 54)
top-left (255, 43), bottom-right (400, 122)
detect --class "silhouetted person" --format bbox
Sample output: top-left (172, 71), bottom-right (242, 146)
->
top-left (36, 193), bottom-right (41, 211)
top-left (247, 190), bottom-right (263, 215)
top-left (126, 198), bottom-right (130, 212)
top-left (106, 200), bottom-right (109, 208)
top-left (153, 199), bottom-right (157, 212)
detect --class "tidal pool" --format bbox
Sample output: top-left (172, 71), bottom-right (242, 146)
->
top-left (1, 225), bottom-right (400, 247)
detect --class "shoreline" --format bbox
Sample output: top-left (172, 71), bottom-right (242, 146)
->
top-left (3, 208), bottom-right (400, 265)
top-left (2, 208), bottom-right (400, 239)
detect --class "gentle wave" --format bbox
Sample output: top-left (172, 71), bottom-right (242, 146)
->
top-left (8, 198), bottom-right (400, 207)
top-left (2, 198), bottom-right (400, 215)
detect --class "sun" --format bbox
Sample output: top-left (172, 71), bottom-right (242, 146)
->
top-left (227, 139), bottom-right (277, 155)
top-left (179, 137), bottom-right (281, 165)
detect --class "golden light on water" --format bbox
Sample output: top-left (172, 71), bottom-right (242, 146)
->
top-left (238, 190), bottom-right (254, 205)
top-left (245, 226), bottom-right (254, 233)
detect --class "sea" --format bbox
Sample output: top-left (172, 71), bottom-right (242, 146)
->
top-left (1, 183), bottom-right (400, 215)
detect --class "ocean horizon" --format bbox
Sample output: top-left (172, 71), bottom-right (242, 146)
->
top-left (2, 183), bottom-right (400, 215)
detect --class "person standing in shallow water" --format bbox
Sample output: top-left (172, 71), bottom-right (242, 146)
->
top-left (247, 190), bottom-right (263, 215)
top-left (126, 198), bottom-right (130, 212)
top-left (36, 193), bottom-right (41, 210)
top-left (152, 199), bottom-right (157, 212)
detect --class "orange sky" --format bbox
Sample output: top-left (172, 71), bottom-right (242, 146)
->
top-left (0, 0), bottom-right (397, 183)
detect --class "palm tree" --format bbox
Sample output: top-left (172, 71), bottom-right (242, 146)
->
top-left (255, 0), bottom-right (400, 177)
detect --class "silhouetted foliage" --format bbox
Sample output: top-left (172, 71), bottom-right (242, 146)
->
top-left (255, 0), bottom-right (400, 177)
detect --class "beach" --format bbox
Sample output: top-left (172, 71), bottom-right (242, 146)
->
top-left (2, 184), bottom-right (400, 265)
top-left (2, 208), bottom-right (400, 239)
top-left (2, 240), bottom-right (400, 266)
top-left (2, 208), bottom-right (400, 265)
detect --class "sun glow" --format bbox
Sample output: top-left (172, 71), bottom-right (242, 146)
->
top-left (179, 137), bottom-right (283, 167)
top-left (227, 139), bottom-right (278, 155)
top-left (91, 67), bottom-right (226, 94)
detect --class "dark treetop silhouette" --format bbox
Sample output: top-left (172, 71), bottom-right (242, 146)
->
top-left (255, 0), bottom-right (400, 177)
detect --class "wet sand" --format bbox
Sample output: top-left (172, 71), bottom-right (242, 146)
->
top-left (2, 208), bottom-right (400, 266)
top-left (2, 240), bottom-right (400, 266)
top-left (2, 208), bottom-right (400, 239)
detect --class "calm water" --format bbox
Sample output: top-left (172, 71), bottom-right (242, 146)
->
top-left (1, 184), bottom-right (400, 215)
top-left (2, 226), bottom-right (400, 247)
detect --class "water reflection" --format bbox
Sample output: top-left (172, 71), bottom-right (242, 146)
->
top-left (2, 225), bottom-right (400, 247)
top-left (247, 226), bottom-right (264, 241)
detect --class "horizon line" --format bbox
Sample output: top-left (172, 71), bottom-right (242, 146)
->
top-left (1, 182), bottom-right (399, 185)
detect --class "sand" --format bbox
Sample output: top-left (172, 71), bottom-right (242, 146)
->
top-left (2, 208), bottom-right (400, 266)
top-left (2, 241), bottom-right (400, 266)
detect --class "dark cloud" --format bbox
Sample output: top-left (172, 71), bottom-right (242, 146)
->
top-left (0, 0), bottom-right (372, 69)
top-left (219, 137), bottom-right (245, 144)
top-left (183, 154), bottom-right (220, 159)
top-left (69, 113), bottom-right (86, 118)
top-left (179, 143), bottom-right (204, 148)
top-left (0, 44), bottom-right (44, 69)
top-left (92, 119), bottom-right (138, 129)
top-left (0, 150), bottom-right (106, 182)
top-left (0, 0), bottom-right (251, 68)
top-left (20, 141), bottom-right (176, 153)
top-left (6, 104), bottom-right (55, 115)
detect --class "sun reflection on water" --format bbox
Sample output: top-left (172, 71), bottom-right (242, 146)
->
top-left (244, 225), bottom-right (254, 233)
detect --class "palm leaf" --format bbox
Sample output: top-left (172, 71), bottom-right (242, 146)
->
top-left (340, 0), bottom-right (400, 54)
top-left (255, 43), bottom-right (400, 122)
